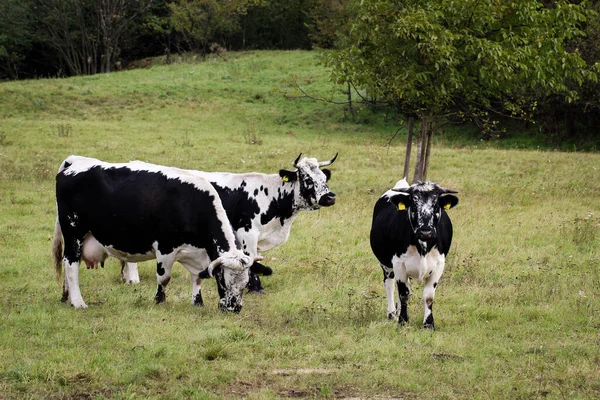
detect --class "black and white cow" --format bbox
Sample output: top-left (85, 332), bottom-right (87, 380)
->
top-left (370, 179), bottom-right (459, 329)
top-left (121, 153), bottom-right (338, 293)
top-left (52, 155), bottom-right (256, 312)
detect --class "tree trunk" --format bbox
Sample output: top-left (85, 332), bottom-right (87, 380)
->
top-left (413, 116), bottom-right (429, 183)
top-left (403, 116), bottom-right (414, 179)
top-left (422, 120), bottom-right (434, 181)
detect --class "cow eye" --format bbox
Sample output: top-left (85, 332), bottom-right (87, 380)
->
top-left (305, 182), bottom-right (314, 189)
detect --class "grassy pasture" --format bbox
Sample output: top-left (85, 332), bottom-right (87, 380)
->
top-left (1, 50), bottom-right (599, 399)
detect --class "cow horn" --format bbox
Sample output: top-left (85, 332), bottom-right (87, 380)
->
top-left (441, 188), bottom-right (459, 194)
top-left (391, 187), bottom-right (410, 193)
top-left (206, 258), bottom-right (224, 277)
top-left (292, 153), bottom-right (302, 168)
top-left (318, 152), bottom-right (338, 167)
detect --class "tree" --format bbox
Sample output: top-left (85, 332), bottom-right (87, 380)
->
top-left (327, 0), bottom-right (597, 181)
top-left (168, 0), bottom-right (241, 57)
top-left (0, 0), bottom-right (35, 79)
top-left (34, 0), bottom-right (151, 75)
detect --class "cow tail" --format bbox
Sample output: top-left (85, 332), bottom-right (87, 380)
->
top-left (53, 158), bottom-right (70, 281)
top-left (52, 217), bottom-right (63, 281)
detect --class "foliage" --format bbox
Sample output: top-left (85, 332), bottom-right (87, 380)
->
top-left (535, 0), bottom-right (600, 140)
top-left (328, 0), bottom-right (596, 118)
top-left (168, 0), bottom-right (242, 56)
top-left (0, 0), bottom-right (35, 79)
top-left (31, 0), bottom-right (152, 75)
top-left (306, 0), bottom-right (350, 48)
top-left (0, 51), bottom-right (599, 398)
top-left (326, 0), bottom-right (598, 180)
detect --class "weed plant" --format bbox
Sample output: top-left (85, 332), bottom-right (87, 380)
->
top-left (0, 51), bottom-right (599, 399)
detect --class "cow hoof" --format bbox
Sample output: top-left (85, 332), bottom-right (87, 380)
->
top-left (155, 293), bottom-right (166, 304)
top-left (71, 301), bottom-right (88, 309)
top-left (423, 323), bottom-right (435, 330)
top-left (387, 312), bottom-right (396, 320)
top-left (193, 294), bottom-right (204, 306)
top-left (398, 317), bottom-right (408, 326)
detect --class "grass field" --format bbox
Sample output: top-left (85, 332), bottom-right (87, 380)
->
top-left (1, 50), bottom-right (599, 399)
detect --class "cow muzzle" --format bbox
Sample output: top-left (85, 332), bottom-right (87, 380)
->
top-left (219, 297), bottom-right (242, 313)
top-left (417, 228), bottom-right (435, 240)
top-left (318, 192), bottom-right (336, 207)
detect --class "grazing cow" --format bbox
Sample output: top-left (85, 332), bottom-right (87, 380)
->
top-left (121, 153), bottom-right (338, 293)
top-left (52, 155), bottom-right (255, 312)
top-left (370, 179), bottom-right (459, 329)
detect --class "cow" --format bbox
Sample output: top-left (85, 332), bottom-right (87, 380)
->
top-left (52, 155), bottom-right (256, 312)
top-left (120, 153), bottom-right (338, 293)
top-left (370, 179), bottom-right (459, 329)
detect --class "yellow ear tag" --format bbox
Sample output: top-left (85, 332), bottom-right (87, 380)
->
top-left (398, 203), bottom-right (406, 211)
top-left (282, 176), bottom-right (289, 182)
top-left (444, 203), bottom-right (451, 210)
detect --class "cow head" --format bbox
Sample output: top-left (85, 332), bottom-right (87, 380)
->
top-left (278, 153), bottom-right (338, 210)
top-left (198, 252), bottom-right (255, 313)
top-left (390, 181), bottom-right (459, 241)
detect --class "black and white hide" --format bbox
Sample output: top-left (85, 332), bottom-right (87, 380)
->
top-left (121, 153), bottom-right (338, 293)
top-left (52, 155), bottom-right (255, 312)
top-left (370, 179), bottom-right (459, 329)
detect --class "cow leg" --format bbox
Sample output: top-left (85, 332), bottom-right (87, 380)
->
top-left (422, 261), bottom-right (445, 329)
top-left (121, 261), bottom-right (140, 284)
top-left (395, 271), bottom-right (411, 325)
top-left (380, 264), bottom-right (396, 319)
top-left (190, 272), bottom-right (204, 306)
top-left (61, 233), bottom-right (87, 308)
top-left (155, 257), bottom-right (174, 304)
top-left (64, 260), bottom-right (87, 308)
top-left (239, 234), bottom-right (265, 294)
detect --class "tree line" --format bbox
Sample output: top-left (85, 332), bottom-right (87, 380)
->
top-left (0, 0), bottom-right (341, 79)
top-left (1, 0), bottom-right (599, 155)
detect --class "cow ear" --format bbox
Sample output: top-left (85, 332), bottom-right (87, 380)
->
top-left (322, 168), bottom-right (332, 181)
top-left (279, 169), bottom-right (298, 183)
top-left (250, 262), bottom-right (273, 276)
top-left (199, 264), bottom-right (222, 279)
top-left (440, 194), bottom-right (459, 210)
top-left (389, 193), bottom-right (410, 211)
top-left (198, 268), bottom-right (212, 279)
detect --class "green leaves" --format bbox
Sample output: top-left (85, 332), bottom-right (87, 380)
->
top-left (327, 0), bottom-right (598, 120)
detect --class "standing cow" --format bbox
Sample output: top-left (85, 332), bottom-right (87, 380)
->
top-left (370, 179), bottom-right (459, 329)
top-left (121, 153), bottom-right (338, 293)
top-left (53, 155), bottom-right (255, 312)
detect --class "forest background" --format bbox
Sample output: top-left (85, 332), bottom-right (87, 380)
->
top-left (1, 0), bottom-right (600, 149)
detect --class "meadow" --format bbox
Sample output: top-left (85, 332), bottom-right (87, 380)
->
top-left (0, 50), bottom-right (599, 399)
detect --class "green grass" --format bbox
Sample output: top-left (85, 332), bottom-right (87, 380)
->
top-left (1, 50), bottom-right (599, 399)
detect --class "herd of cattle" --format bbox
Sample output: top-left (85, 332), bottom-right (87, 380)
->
top-left (52, 154), bottom-right (458, 328)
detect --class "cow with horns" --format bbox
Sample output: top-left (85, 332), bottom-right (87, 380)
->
top-left (370, 179), bottom-right (459, 329)
top-left (52, 155), bottom-right (257, 312)
top-left (120, 153), bottom-right (338, 294)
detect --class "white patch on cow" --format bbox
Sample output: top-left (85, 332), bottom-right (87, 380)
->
top-left (383, 270), bottom-right (397, 318)
top-left (63, 259), bottom-right (87, 308)
top-left (394, 246), bottom-right (444, 284)
top-left (381, 178), bottom-right (409, 200)
top-left (67, 213), bottom-right (79, 227)
top-left (389, 247), bottom-right (446, 326)
top-left (192, 170), bottom-right (299, 257)
top-left (393, 178), bottom-right (409, 190)
top-left (121, 263), bottom-right (140, 284)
